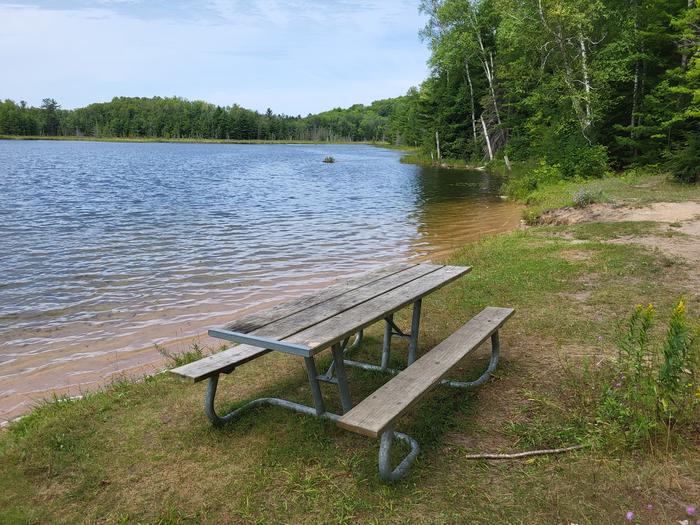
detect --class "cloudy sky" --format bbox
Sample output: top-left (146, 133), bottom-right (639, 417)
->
top-left (1, 1), bottom-right (430, 114)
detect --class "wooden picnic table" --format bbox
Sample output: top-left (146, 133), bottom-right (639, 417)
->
top-left (172, 263), bottom-right (469, 409)
top-left (171, 262), bottom-right (514, 480)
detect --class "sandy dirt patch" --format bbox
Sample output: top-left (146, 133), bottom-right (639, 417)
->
top-left (539, 201), bottom-right (700, 225)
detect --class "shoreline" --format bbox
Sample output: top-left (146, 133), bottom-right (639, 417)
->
top-left (0, 206), bottom-right (525, 427)
top-left (0, 134), bottom-right (389, 146)
top-left (0, 136), bottom-right (487, 171)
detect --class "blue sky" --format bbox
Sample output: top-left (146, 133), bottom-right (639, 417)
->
top-left (1, 1), bottom-right (430, 114)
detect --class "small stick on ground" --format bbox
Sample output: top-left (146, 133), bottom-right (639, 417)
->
top-left (465, 444), bottom-right (585, 460)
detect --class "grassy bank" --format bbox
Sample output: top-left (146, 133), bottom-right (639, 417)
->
top-left (499, 164), bottom-right (700, 222)
top-left (0, 135), bottom-right (390, 146)
top-left (2, 217), bottom-right (699, 523)
top-left (399, 152), bottom-right (483, 170)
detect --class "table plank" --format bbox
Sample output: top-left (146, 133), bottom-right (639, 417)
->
top-left (244, 263), bottom-right (443, 340)
top-left (171, 263), bottom-right (446, 382)
top-left (225, 263), bottom-right (414, 333)
top-left (285, 265), bottom-right (471, 354)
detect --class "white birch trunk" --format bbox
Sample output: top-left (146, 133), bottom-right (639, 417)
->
top-left (435, 130), bottom-right (441, 161)
top-left (465, 60), bottom-right (478, 147)
top-left (578, 32), bottom-right (593, 131)
top-left (472, 12), bottom-right (502, 126)
top-left (481, 114), bottom-right (493, 161)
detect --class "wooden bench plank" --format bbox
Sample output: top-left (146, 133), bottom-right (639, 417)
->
top-left (285, 265), bottom-right (472, 354)
top-left (225, 263), bottom-right (414, 333)
top-left (170, 264), bottom-right (445, 382)
top-left (337, 307), bottom-right (514, 438)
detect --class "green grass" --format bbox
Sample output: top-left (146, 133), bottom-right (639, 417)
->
top-left (1, 223), bottom-right (699, 523)
top-left (399, 153), bottom-right (483, 170)
top-left (516, 169), bottom-right (700, 221)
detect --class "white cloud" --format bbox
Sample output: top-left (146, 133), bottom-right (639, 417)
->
top-left (0, 1), bottom-right (429, 113)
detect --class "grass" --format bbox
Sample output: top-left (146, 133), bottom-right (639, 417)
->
top-left (514, 168), bottom-right (700, 222)
top-left (399, 153), bottom-right (483, 170)
top-left (1, 221), bottom-right (699, 523)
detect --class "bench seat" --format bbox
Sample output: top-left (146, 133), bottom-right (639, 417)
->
top-left (338, 307), bottom-right (514, 438)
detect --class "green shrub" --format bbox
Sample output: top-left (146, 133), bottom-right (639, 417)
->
top-left (666, 132), bottom-right (700, 183)
top-left (572, 186), bottom-right (606, 208)
top-left (504, 161), bottom-right (563, 201)
top-left (596, 300), bottom-right (699, 448)
top-left (556, 143), bottom-right (609, 179)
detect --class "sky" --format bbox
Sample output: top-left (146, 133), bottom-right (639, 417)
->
top-left (0, 0), bottom-right (430, 115)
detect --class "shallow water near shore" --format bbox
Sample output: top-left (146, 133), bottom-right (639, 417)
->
top-left (0, 141), bottom-right (521, 423)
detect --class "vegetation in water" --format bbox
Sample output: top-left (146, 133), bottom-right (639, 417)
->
top-left (323, 156), bottom-right (335, 163)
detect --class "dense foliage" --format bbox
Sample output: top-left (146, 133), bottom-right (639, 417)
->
top-left (0, 96), bottom-right (406, 143)
top-left (404, 0), bottom-right (700, 180)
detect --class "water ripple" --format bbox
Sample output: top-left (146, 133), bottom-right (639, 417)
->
top-left (0, 141), bottom-right (521, 390)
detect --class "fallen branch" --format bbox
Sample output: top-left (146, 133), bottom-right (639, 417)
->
top-left (465, 444), bottom-right (585, 460)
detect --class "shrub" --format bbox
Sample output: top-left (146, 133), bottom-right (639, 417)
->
top-left (666, 132), bottom-right (700, 183)
top-left (572, 187), bottom-right (605, 208)
top-left (504, 161), bottom-right (562, 200)
top-left (596, 300), bottom-right (699, 448)
top-left (556, 143), bottom-right (609, 179)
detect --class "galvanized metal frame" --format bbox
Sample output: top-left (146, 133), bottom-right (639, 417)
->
top-left (202, 359), bottom-right (419, 482)
top-left (339, 299), bottom-right (423, 375)
top-left (204, 302), bottom-right (501, 482)
top-left (378, 426), bottom-right (421, 482)
top-left (344, 328), bottom-right (502, 391)
top-left (208, 328), bottom-right (311, 356)
top-left (441, 331), bottom-right (500, 389)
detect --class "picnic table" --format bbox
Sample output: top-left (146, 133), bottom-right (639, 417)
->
top-left (171, 263), bottom-right (514, 480)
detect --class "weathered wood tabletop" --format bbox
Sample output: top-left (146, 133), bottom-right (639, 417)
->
top-left (172, 263), bottom-right (471, 382)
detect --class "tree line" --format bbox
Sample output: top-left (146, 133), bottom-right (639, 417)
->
top-left (398, 0), bottom-right (699, 181)
top-left (0, 96), bottom-right (407, 143)
top-left (2, 1), bottom-right (697, 180)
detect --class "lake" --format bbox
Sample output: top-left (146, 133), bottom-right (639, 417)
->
top-left (0, 140), bottom-right (521, 423)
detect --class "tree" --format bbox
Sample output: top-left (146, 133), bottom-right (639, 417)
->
top-left (41, 98), bottom-right (60, 136)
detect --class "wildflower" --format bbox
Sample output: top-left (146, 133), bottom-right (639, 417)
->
top-left (675, 299), bottom-right (686, 315)
top-left (626, 511), bottom-right (634, 521)
top-left (688, 506), bottom-right (696, 516)
top-left (613, 382), bottom-right (622, 389)
top-left (646, 504), bottom-right (653, 510)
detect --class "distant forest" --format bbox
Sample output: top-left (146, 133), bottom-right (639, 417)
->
top-left (1, 0), bottom-right (698, 180)
top-left (0, 96), bottom-right (408, 143)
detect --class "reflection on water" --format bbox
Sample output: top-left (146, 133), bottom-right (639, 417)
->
top-left (0, 141), bottom-right (520, 422)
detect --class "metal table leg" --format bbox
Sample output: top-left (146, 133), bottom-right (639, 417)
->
top-left (407, 299), bottom-right (422, 365)
top-left (304, 356), bottom-right (326, 416)
top-left (331, 343), bottom-right (353, 413)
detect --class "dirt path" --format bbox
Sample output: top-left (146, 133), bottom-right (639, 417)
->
top-left (541, 201), bottom-right (700, 263)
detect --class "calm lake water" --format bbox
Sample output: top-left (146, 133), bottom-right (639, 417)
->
top-left (0, 140), bottom-right (521, 423)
